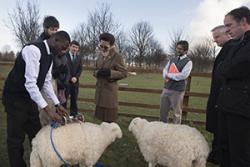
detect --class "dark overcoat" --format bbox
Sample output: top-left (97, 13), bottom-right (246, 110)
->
top-left (216, 31), bottom-right (250, 118)
top-left (206, 40), bottom-right (235, 132)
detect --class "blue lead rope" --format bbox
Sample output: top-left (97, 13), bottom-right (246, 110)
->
top-left (50, 121), bottom-right (71, 167)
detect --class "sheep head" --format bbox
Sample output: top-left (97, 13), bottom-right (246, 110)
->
top-left (128, 117), bottom-right (148, 137)
top-left (101, 122), bottom-right (122, 140)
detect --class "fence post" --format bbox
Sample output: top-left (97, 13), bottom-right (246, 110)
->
top-left (182, 75), bottom-right (191, 121)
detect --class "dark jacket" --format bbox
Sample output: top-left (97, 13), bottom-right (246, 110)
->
top-left (52, 55), bottom-right (70, 89)
top-left (35, 32), bottom-right (50, 42)
top-left (65, 52), bottom-right (83, 85)
top-left (206, 40), bottom-right (236, 132)
top-left (217, 31), bottom-right (250, 118)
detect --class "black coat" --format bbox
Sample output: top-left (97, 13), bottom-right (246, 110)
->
top-left (65, 52), bottom-right (83, 85)
top-left (206, 40), bottom-right (236, 132)
top-left (217, 30), bottom-right (250, 118)
top-left (52, 56), bottom-right (69, 89)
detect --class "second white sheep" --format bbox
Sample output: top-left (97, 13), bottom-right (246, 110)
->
top-left (129, 117), bottom-right (209, 167)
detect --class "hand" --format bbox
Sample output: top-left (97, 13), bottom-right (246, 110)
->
top-left (43, 105), bottom-right (61, 123)
top-left (56, 104), bottom-right (69, 118)
top-left (71, 77), bottom-right (77, 83)
top-left (97, 68), bottom-right (111, 78)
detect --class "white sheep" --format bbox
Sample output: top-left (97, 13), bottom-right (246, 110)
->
top-left (30, 122), bottom-right (122, 167)
top-left (128, 117), bottom-right (209, 167)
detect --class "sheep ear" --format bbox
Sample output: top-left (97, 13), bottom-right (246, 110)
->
top-left (132, 117), bottom-right (141, 126)
top-left (100, 122), bottom-right (109, 127)
top-left (110, 123), bottom-right (122, 138)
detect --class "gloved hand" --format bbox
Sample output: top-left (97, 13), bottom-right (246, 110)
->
top-left (97, 68), bottom-right (111, 78)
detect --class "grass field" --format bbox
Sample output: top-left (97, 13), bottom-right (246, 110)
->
top-left (0, 65), bottom-right (218, 167)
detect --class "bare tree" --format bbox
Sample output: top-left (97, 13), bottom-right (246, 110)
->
top-left (189, 37), bottom-right (216, 72)
top-left (86, 3), bottom-right (121, 61)
top-left (0, 50), bottom-right (15, 61)
top-left (168, 28), bottom-right (187, 57)
top-left (7, 0), bottom-right (41, 48)
top-left (123, 44), bottom-right (136, 67)
top-left (115, 31), bottom-right (128, 54)
top-left (72, 23), bottom-right (94, 65)
top-left (150, 39), bottom-right (167, 68)
top-left (130, 21), bottom-right (153, 67)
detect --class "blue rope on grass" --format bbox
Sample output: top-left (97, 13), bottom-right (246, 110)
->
top-left (95, 162), bottom-right (104, 167)
top-left (50, 121), bottom-right (71, 167)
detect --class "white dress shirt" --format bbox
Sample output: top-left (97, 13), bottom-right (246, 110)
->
top-left (162, 54), bottom-right (193, 81)
top-left (69, 51), bottom-right (75, 61)
top-left (22, 40), bottom-right (60, 109)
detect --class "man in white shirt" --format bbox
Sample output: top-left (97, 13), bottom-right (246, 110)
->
top-left (2, 31), bottom-right (70, 167)
top-left (160, 40), bottom-right (193, 124)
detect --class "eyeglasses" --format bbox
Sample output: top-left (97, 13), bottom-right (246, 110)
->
top-left (176, 46), bottom-right (185, 51)
top-left (99, 45), bottom-right (109, 50)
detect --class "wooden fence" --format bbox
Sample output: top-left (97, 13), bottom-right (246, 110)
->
top-left (0, 61), bottom-right (210, 125)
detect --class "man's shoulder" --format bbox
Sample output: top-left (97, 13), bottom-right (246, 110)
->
top-left (182, 56), bottom-right (192, 63)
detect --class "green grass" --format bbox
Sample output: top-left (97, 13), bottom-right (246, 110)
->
top-left (0, 65), bottom-right (217, 167)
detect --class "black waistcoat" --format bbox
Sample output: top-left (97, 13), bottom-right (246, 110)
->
top-left (3, 42), bottom-right (52, 98)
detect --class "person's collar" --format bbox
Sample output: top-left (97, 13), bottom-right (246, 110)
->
top-left (69, 51), bottom-right (73, 56)
top-left (69, 51), bottom-right (76, 56)
top-left (40, 32), bottom-right (50, 40)
top-left (102, 47), bottom-right (115, 59)
top-left (179, 54), bottom-right (187, 60)
top-left (242, 30), bottom-right (250, 42)
top-left (44, 40), bottom-right (51, 55)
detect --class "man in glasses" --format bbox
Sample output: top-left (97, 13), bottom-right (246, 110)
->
top-left (94, 32), bottom-right (127, 122)
top-left (160, 40), bottom-right (193, 124)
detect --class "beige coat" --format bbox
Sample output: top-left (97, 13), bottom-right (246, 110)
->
top-left (94, 48), bottom-right (127, 108)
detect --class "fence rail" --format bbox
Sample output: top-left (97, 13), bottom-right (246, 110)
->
top-left (0, 61), bottom-right (210, 125)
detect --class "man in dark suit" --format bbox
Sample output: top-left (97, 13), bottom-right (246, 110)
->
top-left (216, 6), bottom-right (250, 167)
top-left (206, 25), bottom-right (232, 165)
top-left (64, 40), bottom-right (83, 117)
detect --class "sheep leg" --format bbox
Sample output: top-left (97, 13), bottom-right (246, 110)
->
top-left (30, 150), bottom-right (42, 167)
top-left (148, 162), bottom-right (156, 167)
top-left (79, 162), bottom-right (92, 167)
top-left (193, 158), bottom-right (206, 167)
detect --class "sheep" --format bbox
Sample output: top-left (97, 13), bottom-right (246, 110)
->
top-left (30, 121), bottom-right (122, 167)
top-left (128, 117), bottom-right (209, 167)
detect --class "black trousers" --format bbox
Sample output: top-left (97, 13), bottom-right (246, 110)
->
top-left (208, 132), bottom-right (220, 163)
top-left (64, 83), bottom-right (79, 117)
top-left (5, 96), bottom-right (41, 167)
top-left (219, 111), bottom-right (250, 167)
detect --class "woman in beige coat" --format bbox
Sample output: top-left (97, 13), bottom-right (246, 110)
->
top-left (93, 33), bottom-right (127, 122)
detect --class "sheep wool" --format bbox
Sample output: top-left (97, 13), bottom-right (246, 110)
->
top-left (129, 117), bottom-right (209, 167)
top-left (30, 122), bottom-right (122, 167)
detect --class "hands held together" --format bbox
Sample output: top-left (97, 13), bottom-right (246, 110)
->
top-left (43, 104), bottom-right (69, 124)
